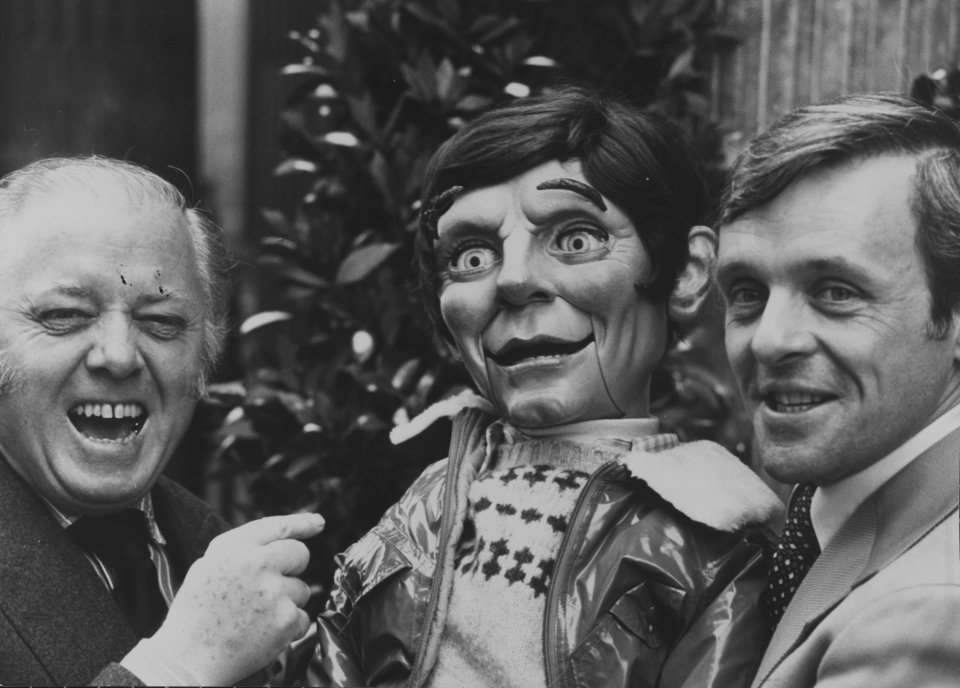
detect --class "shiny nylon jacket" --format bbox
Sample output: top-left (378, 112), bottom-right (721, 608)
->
top-left (281, 409), bottom-right (778, 687)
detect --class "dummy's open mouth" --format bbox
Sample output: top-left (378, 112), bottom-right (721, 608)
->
top-left (68, 402), bottom-right (147, 442)
top-left (487, 334), bottom-right (595, 367)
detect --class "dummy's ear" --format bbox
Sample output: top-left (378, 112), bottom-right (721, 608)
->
top-left (445, 339), bottom-right (463, 362)
top-left (668, 225), bottom-right (717, 323)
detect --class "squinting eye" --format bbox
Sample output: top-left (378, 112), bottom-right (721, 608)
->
top-left (450, 245), bottom-right (498, 273)
top-left (556, 227), bottom-right (607, 254)
top-left (38, 309), bottom-right (93, 334)
top-left (138, 316), bottom-right (187, 340)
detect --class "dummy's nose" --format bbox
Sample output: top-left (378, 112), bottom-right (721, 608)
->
top-left (85, 312), bottom-right (145, 378)
top-left (494, 232), bottom-right (553, 307)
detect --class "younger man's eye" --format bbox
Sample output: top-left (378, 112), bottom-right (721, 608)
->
top-left (449, 244), bottom-right (498, 273)
top-left (555, 227), bottom-right (607, 254)
top-left (818, 285), bottom-right (856, 302)
top-left (729, 285), bottom-right (764, 305)
top-left (723, 281), bottom-right (767, 319)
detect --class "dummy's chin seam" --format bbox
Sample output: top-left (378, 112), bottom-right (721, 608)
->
top-left (590, 325), bottom-right (627, 419)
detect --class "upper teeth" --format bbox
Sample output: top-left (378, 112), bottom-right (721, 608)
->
top-left (71, 403), bottom-right (145, 419)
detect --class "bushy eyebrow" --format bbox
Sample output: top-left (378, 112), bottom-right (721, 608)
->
top-left (48, 284), bottom-right (97, 300)
top-left (43, 282), bottom-right (186, 308)
top-left (536, 178), bottom-right (607, 211)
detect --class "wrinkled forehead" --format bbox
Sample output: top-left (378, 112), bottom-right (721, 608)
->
top-left (3, 164), bottom-right (180, 220)
top-left (2, 177), bottom-right (184, 234)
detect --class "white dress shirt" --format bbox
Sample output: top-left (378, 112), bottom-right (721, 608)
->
top-left (811, 402), bottom-right (960, 548)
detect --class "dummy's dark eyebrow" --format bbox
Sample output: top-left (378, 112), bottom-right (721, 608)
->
top-left (423, 185), bottom-right (464, 241)
top-left (536, 178), bottom-right (607, 211)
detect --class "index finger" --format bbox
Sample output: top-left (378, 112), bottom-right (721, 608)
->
top-left (213, 513), bottom-right (325, 549)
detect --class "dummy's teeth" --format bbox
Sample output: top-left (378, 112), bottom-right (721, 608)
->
top-left (488, 334), bottom-right (595, 367)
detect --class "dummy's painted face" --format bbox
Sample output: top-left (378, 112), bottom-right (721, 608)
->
top-left (434, 159), bottom-right (667, 428)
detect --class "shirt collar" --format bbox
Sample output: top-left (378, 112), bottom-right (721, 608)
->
top-left (43, 492), bottom-right (167, 546)
top-left (811, 402), bottom-right (960, 548)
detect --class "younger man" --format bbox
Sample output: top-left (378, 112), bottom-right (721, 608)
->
top-left (717, 93), bottom-right (960, 687)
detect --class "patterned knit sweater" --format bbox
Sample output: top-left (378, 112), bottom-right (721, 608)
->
top-left (426, 424), bottom-right (677, 688)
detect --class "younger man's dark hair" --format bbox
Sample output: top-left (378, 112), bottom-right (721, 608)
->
top-left (719, 92), bottom-right (960, 338)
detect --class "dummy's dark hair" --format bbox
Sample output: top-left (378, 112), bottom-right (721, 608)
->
top-left (720, 93), bottom-right (960, 338)
top-left (416, 85), bottom-right (710, 344)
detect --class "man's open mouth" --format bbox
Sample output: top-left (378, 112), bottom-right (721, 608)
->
top-left (68, 402), bottom-right (147, 442)
top-left (486, 334), bottom-right (594, 367)
top-left (763, 392), bottom-right (831, 414)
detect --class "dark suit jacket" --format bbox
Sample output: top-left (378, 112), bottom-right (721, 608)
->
top-left (751, 423), bottom-right (960, 687)
top-left (0, 456), bottom-right (228, 685)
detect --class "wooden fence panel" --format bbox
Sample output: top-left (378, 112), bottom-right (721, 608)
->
top-left (714, 0), bottom-right (960, 149)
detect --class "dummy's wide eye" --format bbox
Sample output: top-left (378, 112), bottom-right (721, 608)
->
top-left (449, 244), bottom-right (498, 273)
top-left (555, 227), bottom-right (607, 254)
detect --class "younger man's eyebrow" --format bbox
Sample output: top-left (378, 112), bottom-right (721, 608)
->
top-left (536, 178), bottom-right (607, 211)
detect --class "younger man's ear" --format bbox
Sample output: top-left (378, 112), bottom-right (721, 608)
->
top-left (950, 314), bottom-right (960, 364)
top-left (668, 225), bottom-right (717, 323)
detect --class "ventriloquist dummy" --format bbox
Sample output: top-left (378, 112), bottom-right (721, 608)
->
top-left (282, 86), bottom-right (783, 688)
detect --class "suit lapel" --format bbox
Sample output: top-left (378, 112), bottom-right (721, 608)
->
top-left (753, 495), bottom-right (875, 681)
top-left (151, 476), bottom-right (228, 581)
top-left (0, 457), bottom-right (136, 684)
top-left (753, 424), bottom-right (960, 685)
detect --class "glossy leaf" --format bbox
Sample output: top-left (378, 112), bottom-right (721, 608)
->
top-left (239, 311), bottom-right (293, 335)
top-left (335, 243), bottom-right (400, 284)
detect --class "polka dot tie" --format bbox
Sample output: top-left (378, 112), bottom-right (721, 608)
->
top-left (765, 482), bottom-right (820, 628)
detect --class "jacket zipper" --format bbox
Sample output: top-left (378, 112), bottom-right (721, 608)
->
top-left (543, 462), bottom-right (620, 688)
top-left (406, 411), bottom-right (485, 688)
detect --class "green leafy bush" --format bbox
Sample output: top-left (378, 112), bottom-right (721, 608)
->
top-left (205, 0), bottom-right (745, 602)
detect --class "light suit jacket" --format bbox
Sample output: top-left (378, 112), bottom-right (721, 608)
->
top-left (0, 455), bottom-right (228, 685)
top-left (751, 424), bottom-right (960, 687)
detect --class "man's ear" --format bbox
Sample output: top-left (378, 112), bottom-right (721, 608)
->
top-left (668, 225), bottom-right (717, 323)
top-left (951, 314), bottom-right (960, 364)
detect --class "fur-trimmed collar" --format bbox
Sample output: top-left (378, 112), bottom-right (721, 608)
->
top-left (620, 441), bottom-right (783, 532)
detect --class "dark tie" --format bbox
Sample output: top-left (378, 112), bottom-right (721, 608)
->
top-left (67, 509), bottom-right (168, 638)
top-left (765, 482), bottom-right (820, 628)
